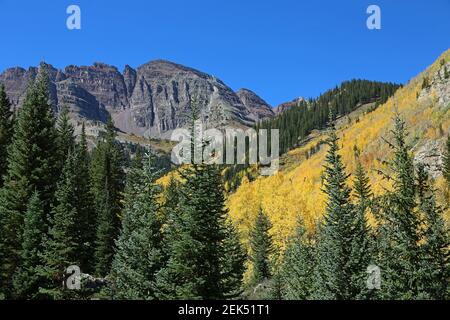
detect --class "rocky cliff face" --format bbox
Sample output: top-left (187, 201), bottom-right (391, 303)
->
top-left (0, 60), bottom-right (274, 138)
top-left (274, 97), bottom-right (306, 114)
top-left (236, 88), bottom-right (274, 121)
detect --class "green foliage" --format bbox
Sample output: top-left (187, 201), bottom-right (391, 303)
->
top-left (38, 151), bottom-right (81, 299)
top-left (0, 71), bottom-right (59, 297)
top-left (249, 208), bottom-right (273, 285)
top-left (74, 123), bottom-right (96, 273)
top-left (221, 221), bottom-right (247, 298)
top-left (416, 164), bottom-right (449, 299)
top-left (56, 106), bottom-right (75, 172)
top-left (258, 80), bottom-right (400, 154)
top-left (158, 164), bottom-right (244, 299)
top-left (12, 192), bottom-right (46, 299)
top-left (110, 154), bottom-right (164, 300)
top-left (313, 128), bottom-right (370, 299)
top-left (376, 116), bottom-right (424, 299)
top-left (280, 219), bottom-right (316, 300)
top-left (90, 116), bottom-right (125, 276)
top-left (0, 84), bottom-right (13, 187)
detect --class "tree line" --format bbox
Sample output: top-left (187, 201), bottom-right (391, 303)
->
top-left (257, 80), bottom-right (400, 154)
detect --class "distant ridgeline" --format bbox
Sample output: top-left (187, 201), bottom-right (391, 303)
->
top-left (256, 80), bottom-right (401, 154)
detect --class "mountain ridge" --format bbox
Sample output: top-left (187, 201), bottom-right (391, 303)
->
top-left (0, 59), bottom-right (275, 138)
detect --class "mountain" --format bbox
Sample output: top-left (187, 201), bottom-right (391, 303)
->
top-left (236, 88), bottom-right (274, 121)
top-left (274, 97), bottom-right (306, 114)
top-left (0, 60), bottom-right (274, 138)
top-left (227, 49), bottom-right (450, 252)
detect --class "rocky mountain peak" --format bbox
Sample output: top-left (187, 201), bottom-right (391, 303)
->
top-left (0, 59), bottom-right (275, 138)
top-left (236, 88), bottom-right (274, 120)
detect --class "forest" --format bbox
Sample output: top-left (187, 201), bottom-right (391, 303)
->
top-left (257, 80), bottom-right (400, 154)
top-left (0, 71), bottom-right (448, 300)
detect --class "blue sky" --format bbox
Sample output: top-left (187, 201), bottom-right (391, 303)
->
top-left (0, 0), bottom-right (449, 106)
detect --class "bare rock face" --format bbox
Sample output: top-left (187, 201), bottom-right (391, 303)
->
top-left (63, 63), bottom-right (129, 111)
top-left (414, 140), bottom-right (445, 179)
top-left (419, 61), bottom-right (450, 107)
top-left (0, 60), bottom-right (274, 138)
top-left (236, 88), bottom-right (274, 121)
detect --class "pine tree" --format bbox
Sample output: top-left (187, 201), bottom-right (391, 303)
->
top-left (249, 208), bottom-right (273, 285)
top-left (281, 218), bottom-right (315, 300)
top-left (91, 116), bottom-right (125, 276)
top-left (416, 164), bottom-right (449, 299)
top-left (38, 151), bottom-right (80, 299)
top-left (0, 84), bottom-right (13, 187)
top-left (377, 116), bottom-right (424, 299)
top-left (56, 106), bottom-right (75, 172)
top-left (11, 192), bottom-right (46, 299)
top-left (157, 164), bottom-right (234, 299)
top-left (74, 123), bottom-right (96, 273)
top-left (0, 71), bottom-right (59, 297)
top-left (312, 128), bottom-right (357, 300)
top-left (350, 155), bottom-right (373, 299)
top-left (221, 221), bottom-right (246, 298)
top-left (110, 154), bottom-right (164, 300)
top-left (443, 135), bottom-right (450, 186)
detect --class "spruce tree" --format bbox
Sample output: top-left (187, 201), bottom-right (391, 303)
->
top-left (416, 164), bottom-right (449, 299)
top-left (110, 154), bottom-right (164, 300)
top-left (377, 116), bottom-right (424, 299)
top-left (221, 221), bottom-right (246, 298)
top-left (74, 123), bottom-right (96, 273)
top-left (350, 155), bottom-right (373, 299)
top-left (0, 84), bottom-right (13, 187)
top-left (90, 116), bottom-right (125, 276)
top-left (281, 218), bottom-right (315, 300)
top-left (38, 151), bottom-right (80, 299)
top-left (443, 135), bottom-right (450, 186)
top-left (158, 164), bottom-right (246, 299)
top-left (0, 71), bottom-right (59, 297)
top-left (11, 191), bottom-right (46, 299)
top-left (312, 128), bottom-right (358, 300)
top-left (158, 164), bottom-right (228, 299)
top-left (56, 106), bottom-right (75, 172)
top-left (249, 208), bottom-right (273, 285)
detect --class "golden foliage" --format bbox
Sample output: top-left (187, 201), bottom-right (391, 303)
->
top-left (227, 49), bottom-right (450, 251)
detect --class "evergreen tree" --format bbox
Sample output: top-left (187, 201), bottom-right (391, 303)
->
top-left (220, 221), bottom-right (246, 298)
top-left (0, 84), bottom-right (13, 187)
top-left (38, 151), bottom-right (80, 299)
top-left (377, 116), bottom-right (424, 299)
top-left (56, 106), bottom-right (75, 172)
top-left (416, 164), bottom-right (449, 299)
top-left (312, 128), bottom-right (357, 299)
top-left (74, 123), bottom-right (96, 273)
top-left (12, 192), bottom-right (46, 299)
top-left (157, 164), bottom-right (234, 299)
top-left (91, 115), bottom-right (125, 276)
top-left (349, 155), bottom-right (373, 299)
top-left (257, 80), bottom-right (400, 154)
top-left (110, 154), bottom-right (164, 300)
top-left (0, 71), bottom-right (59, 297)
top-left (281, 218), bottom-right (315, 300)
top-left (249, 208), bottom-right (273, 285)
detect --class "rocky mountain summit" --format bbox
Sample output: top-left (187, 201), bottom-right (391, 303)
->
top-left (0, 60), bottom-right (274, 138)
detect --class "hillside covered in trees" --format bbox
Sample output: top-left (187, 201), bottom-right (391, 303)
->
top-left (257, 80), bottom-right (400, 154)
